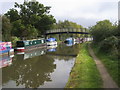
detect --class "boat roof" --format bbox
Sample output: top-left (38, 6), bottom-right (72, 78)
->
top-left (17, 38), bottom-right (45, 42)
top-left (47, 38), bottom-right (56, 41)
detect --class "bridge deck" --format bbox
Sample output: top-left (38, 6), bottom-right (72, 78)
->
top-left (45, 32), bottom-right (89, 35)
top-left (44, 29), bottom-right (89, 35)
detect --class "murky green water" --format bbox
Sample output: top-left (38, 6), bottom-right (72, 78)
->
top-left (2, 43), bottom-right (80, 88)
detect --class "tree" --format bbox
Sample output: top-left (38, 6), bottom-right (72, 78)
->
top-left (55, 20), bottom-right (83, 29)
top-left (36, 15), bottom-right (56, 35)
top-left (90, 20), bottom-right (113, 43)
top-left (5, 0), bottom-right (56, 39)
top-left (90, 20), bottom-right (119, 58)
top-left (12, 19), bottom-right (25, 38)
top-left (2, 15), bottom-right (12, 41)
top-left (27, 24), bottom-right (38, 39)
top-left (5, 9), bottom-right (20, 22)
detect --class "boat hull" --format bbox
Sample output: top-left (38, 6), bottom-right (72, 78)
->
top-left (0, 49), bottom-right (14, 56)
top-left (47, 42), bottom-right (57, 46)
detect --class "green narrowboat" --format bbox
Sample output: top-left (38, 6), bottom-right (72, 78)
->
top-left (16, 38), bottom-right (46, 52)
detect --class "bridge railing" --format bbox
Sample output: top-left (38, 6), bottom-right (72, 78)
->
top-left (46, 28), bottom-right (88, 34)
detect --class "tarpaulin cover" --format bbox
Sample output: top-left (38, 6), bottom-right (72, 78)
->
top-left (47, 38), bottom-right (56, 42)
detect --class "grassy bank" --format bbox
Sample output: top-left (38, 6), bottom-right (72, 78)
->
top-left (65, 43), bottom-right (102, 88)
top-left (92, 44), bottom-right (119, 87)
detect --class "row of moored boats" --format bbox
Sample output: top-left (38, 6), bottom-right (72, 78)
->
top-left (0, 38), bottom-right (57, 55)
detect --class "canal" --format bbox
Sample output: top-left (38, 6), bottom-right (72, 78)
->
top-left (2, 43), bottom-right (80, 88)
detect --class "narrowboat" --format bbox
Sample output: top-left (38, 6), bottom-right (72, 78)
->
top-left (46, 38), bottom-right (57, 46)
top-left (0, 41), bottom-right (14, 56)
top-left (16, 38), bottom-right (46, 52)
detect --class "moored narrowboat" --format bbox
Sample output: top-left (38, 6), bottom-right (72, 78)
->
top-left (16, 38), bottom-right (46, 52)
top-left (0, 41), bottom-right (14, 56)
top-left (46, 38), bottom-right (57, 46)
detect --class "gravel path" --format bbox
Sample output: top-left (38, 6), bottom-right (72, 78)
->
top-left (88, 44), bottom-right (119, 88)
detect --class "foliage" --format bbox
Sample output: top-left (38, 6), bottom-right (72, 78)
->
top-left (5, 0), bottom-right (56, 39)
top-left (11, 36), bottom-right (20, 47)
top-left (54, 20), bottom-right (83, 29)
top-left (26, 24), bottom-right (38, 39)
top-left (2, 15), bottom-right (12, 41)
top-left (99, 36), bottom-right (119, 58)
top-left (37, 15), bottom-right (56, 35)
top-left (90, 20), bottom-right (119, 58)
top-left (52, 20), bottom-right (85, 39)
top-left (90, 20), bottom-right (113, 43)
top-left (5, 9), bottom-right (20, 22)
top-left (90, 20), bottom-right (120, 86)
top-left (12, 19), bottom-right (25, 38)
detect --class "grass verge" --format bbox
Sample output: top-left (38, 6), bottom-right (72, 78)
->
top-left (65, 43), bottom-right (103, 88)
top-left (92, 44), bottom-right (120, 87)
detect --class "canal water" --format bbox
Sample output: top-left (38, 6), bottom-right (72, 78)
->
top-left (2, 43), bottom-right (80, 88)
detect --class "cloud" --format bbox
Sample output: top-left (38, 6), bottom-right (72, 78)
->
top-left (0, 0), bottom-right (119, 27)
top-left (55, 16), bottom-right (98, 27)
top-left (0, 2), bottom-right (14, 14)
top-left (39, 0), bottom-right (118, 24)
top-left (118, 1), bottom-right (120, 21)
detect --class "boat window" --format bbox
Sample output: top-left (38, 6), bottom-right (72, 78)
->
top-left (25, 41), bottom-right (29, 46)
top-left (39, 40), bottom-right (42, 44)
top-left (29, 41), bottom-right (33, 45)
top-left (16, 41), bottom-right (24, 47)
top-left (41, 40), bottom-right (44, 43)
top-left (44, 40), bottom-right (46, 43)
top-left (46, 40), bottom-right (49, 42)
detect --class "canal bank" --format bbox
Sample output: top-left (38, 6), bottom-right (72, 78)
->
top-left (65, 43), bottom-right (103, 88)
top-left (91, 44), bottom-right (119, 87)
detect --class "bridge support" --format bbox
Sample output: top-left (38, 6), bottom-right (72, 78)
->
top-left (59, 34), bottom-right (60, 41)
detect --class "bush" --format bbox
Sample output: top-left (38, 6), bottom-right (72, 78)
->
top-left (11, 36), bottom-right (20, 47)
top-left (90, 20), bottom-right (113, 44)
top-left (99, 36), bottom-right (118, 58)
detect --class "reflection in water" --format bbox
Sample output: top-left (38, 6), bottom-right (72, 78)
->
top-left (16, 48), bottom-right (47, 60)
top-left (2, 43), bottom-right (80, 88)
top-left (39, 59), bottom-right (75, 88)
top-left (47, 45), bottom-right (57, 52)
top-left (0, 55), bottom-right (14, 68)
top-left (47, 43), bottom-right (80, 57)
top-left (65, 41), bottom-right (76, 47)
top-left (2, 54), bottom-right (56, 88)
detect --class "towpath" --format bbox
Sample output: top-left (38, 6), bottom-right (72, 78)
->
top-left (88, 44), bottom-right (119, 88)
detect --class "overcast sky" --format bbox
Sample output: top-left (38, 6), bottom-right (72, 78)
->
top-left (0, 0), bottom-right (119, 27)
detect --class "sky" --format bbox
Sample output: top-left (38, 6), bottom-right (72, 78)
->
top-left (0, 0), bottom-right (119, 28)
